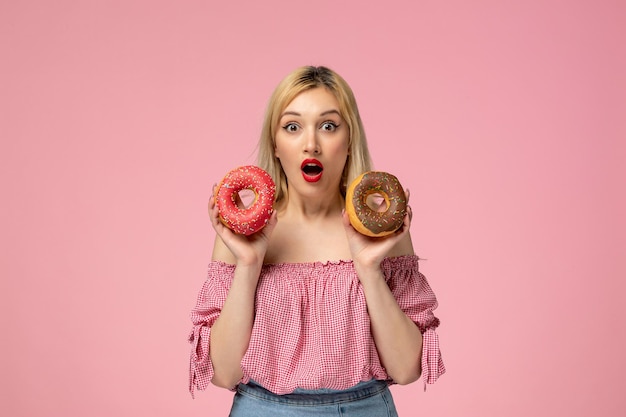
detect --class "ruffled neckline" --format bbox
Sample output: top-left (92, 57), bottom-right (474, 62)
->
top-left (210, 254), bottom-right (420, 269)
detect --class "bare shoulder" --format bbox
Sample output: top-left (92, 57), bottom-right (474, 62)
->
top-left (387, 231), bottom-right (415, 258)
top-left (211, 235), bottom-right (237, 264)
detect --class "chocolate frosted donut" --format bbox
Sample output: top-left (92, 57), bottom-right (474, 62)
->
top-left (214, 165), bottom-right (275, 235)
top-left (346, 171), bottom-right (407, 237)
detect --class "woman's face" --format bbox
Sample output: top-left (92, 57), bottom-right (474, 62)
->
top-left (274, 87), bottom-right (350, 198)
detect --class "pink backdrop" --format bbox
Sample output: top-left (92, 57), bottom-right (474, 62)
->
top-left (2, 1), bottom-right (625, 416)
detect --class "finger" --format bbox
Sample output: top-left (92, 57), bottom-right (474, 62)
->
top-left (208, 194), bottom-right (215, 211)
top-left (403, 206), bottom-right (412, 231)
top-left (208, 183), bottom-right (217, 212)
top-left (405, 188), bottom-right (410, 205)
top-left (392, 206), bottom-right (411, 237)
top-left (342, 212), bottom-right (362, 243)
top-left (261, 210), bottom-right (279, 235)
top-left (341, 209), bottom-right (357, 233)
top-left (209, 200), bottom-right (222, 228)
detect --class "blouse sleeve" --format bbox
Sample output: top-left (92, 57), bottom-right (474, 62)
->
top-left (188, 261), bottom-right (235, 397)
top-left (382, 256), bottom-right (445, 388)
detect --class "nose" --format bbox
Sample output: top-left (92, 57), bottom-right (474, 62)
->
top-left (303, 129), bottom-right (320, 154)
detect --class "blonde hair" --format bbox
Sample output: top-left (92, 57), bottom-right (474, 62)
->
top-left (257, 66), bottom-right (373, 203)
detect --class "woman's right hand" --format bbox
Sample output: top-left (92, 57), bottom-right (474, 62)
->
top-left (208, 186), bottom-right (278, 267)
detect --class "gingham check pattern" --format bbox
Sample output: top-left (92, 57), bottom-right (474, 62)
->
top-left (189, 255), bottom-right (445, 396)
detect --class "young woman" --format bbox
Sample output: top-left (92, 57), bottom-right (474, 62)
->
top-left (189, 66), bottom-right (444, 416)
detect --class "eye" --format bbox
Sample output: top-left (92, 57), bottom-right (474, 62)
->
top-left (282, 122), bottom-right (299, 133)
top-left (320, 121), bottom-right (339, 132)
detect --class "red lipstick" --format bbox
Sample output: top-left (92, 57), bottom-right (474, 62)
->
top-left (301, 158), bottom-right (324, 183)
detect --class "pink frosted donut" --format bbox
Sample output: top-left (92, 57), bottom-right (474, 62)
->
top-left (214, 166), bottom-right (275, 235)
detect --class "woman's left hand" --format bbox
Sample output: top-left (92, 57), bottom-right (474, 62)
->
top-left (342, 190), bottom-right (413, 271)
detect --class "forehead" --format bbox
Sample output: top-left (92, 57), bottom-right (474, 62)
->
top-left (282, 87), bottom-right (341, 115)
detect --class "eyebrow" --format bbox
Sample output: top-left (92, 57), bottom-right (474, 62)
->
top-left (280, 109), bottom-right (342, 118)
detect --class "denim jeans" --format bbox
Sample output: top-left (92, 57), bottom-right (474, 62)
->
top-left (229, 379), bottom-right (399, 417)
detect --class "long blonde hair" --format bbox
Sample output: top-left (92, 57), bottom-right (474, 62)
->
top-left (257, 66), bottom-right (373, 203)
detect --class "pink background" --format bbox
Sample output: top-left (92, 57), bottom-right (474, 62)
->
top-left (2, 1), bottom-right (625, 416)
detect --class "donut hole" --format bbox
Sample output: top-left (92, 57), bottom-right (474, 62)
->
top-left (365, 192), bottom-right (389, 213)
top-left (237, 189), bottom-right (257, 209)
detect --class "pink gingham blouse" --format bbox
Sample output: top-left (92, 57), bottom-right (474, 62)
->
top-left (188, 255), bottom-right (445, 396)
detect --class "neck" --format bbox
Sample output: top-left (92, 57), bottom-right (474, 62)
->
top-left (278, 191), bottom-right (345, 220)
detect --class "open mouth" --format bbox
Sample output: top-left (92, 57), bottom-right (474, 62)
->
top-left (301, 159), bottom-right (324, 182)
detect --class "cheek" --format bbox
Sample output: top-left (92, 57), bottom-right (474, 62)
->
top-left (332, 137), bottom-right (351, 156)
top-left (273, 141), bottom-right (295, 168)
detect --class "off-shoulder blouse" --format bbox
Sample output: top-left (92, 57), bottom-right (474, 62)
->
top-left (188, 255), bottom-right (445, 396)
